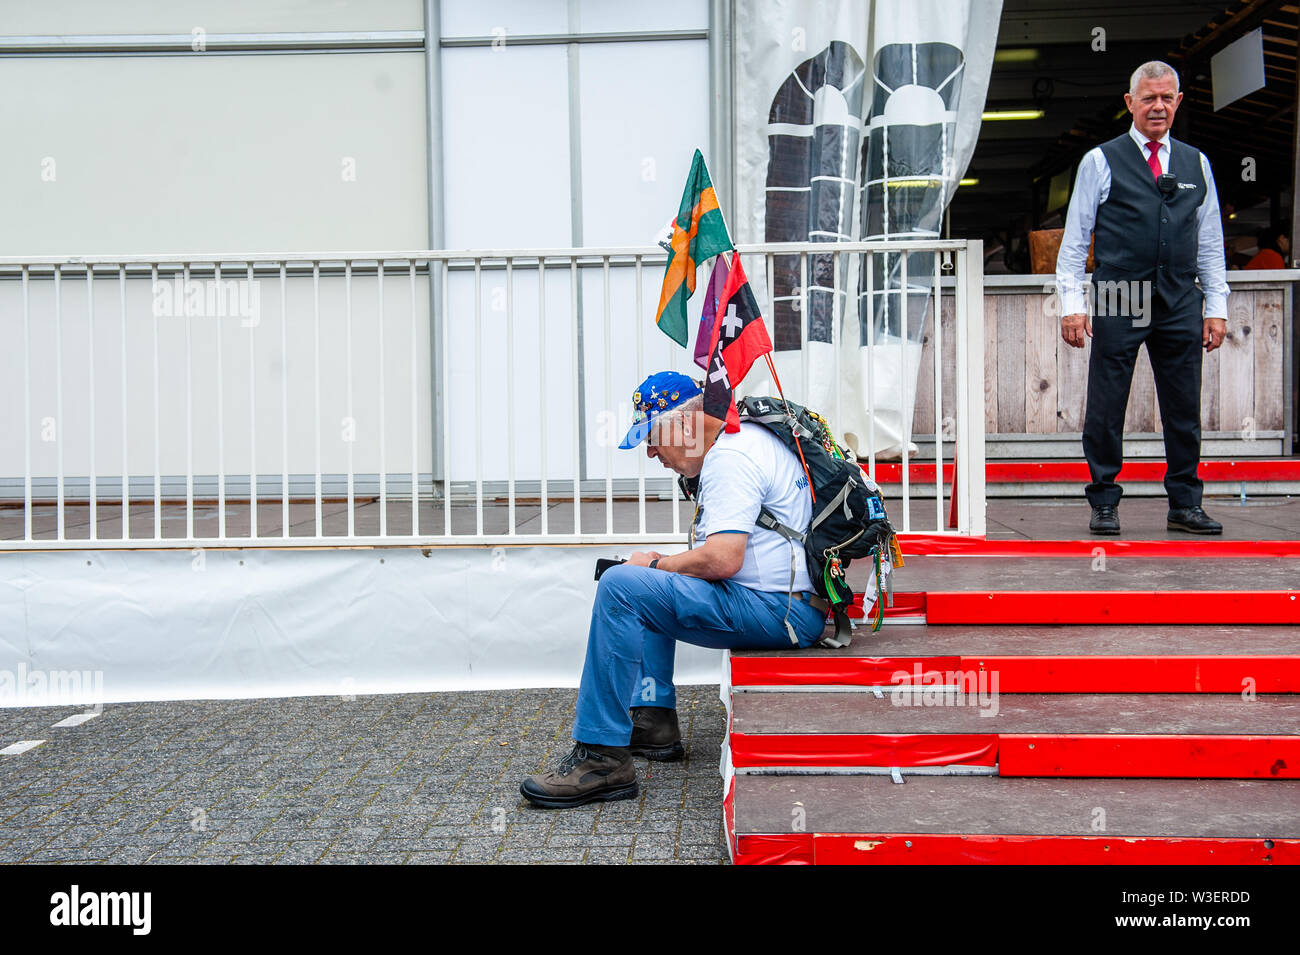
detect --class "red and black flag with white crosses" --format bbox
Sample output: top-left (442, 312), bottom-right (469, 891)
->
top-left (702, 255), bottom-right (774, 432)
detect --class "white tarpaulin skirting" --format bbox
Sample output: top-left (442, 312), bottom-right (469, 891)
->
top-left (0, 545), bottom-right (723, 707)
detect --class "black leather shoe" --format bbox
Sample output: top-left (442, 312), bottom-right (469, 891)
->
top-left (629, 706), bottom-right (685, 761)
top-left (1168, 505), bottom-right (1222, 535)
top-left (1089, 505), bottom-right (1120, 535)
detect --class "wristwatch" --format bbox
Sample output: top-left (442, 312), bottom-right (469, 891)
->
top-left (649, 558), bottom-right (660, 570)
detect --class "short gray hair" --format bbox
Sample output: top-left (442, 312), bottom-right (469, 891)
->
top-left (1129, 61), bottom-right (1179, 96)
top-left (676, 394), bottom-right (704, 419)
top-left (648, 393), bottom-right (704, 442)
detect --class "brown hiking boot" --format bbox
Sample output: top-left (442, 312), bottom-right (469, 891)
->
top-left (629, 706), bottom-right (685, 761)
top-left (519, 742), bottom-right (638, 808)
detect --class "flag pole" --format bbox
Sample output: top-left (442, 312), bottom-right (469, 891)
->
top-left (704, 151), bottom-right (817, 500)
top-left (707, 172), bottom-right (789, 409)
top-left (708, 171), bottom-right (795, 413)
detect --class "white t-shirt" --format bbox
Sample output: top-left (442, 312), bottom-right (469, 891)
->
top-left (691, 422), bottom-right (815, 593)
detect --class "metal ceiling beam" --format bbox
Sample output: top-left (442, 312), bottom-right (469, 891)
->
top-left (997, 2), bottom-right (1228, 45)
top-left (1176, 0), bottom-right (1290, 60)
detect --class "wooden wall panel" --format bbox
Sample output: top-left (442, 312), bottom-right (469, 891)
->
top-left (1152, 340), bottom-right (1163, 434)
top-left (910, 295), bottom-right (959, 438)
top-left (996, 296), bottom-right (1026, 433)
top-left (908, 286), bottom-right (1285, 449)
top-left (1199, 332), bottom-right (1221, 432)
top-left (1125, 343), bottom-right (1157, 433)
top-left (1055, 323), bottom-right (1090, 432)
top-left (940, 295), bottom-right (956, 434)
top-left (1025, 292), bottom-right (1058, 433)
top-left (1220, 292), bottom-right (1255, 434)
top-left (1253, 289), bottom-right (1284, 432)
top-left (983, 296), bottom-right (998, 433)
top-left (913, 298), bottom-right (936, 435)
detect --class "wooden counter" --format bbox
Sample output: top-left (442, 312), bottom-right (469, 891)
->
top-left (912, 270), bottom-right (1296, 459)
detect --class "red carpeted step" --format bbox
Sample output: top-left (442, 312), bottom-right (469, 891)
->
top-left (724, 553), bottom-right (1300, 865)
top-left (865, 556), bottom-right (1298, 594)
top-left (729, 775), bottom-right (1300, 865)
top-left (924, 590), bottom-right (1300, 625)
top-left (729, 624), bottom-right (1300, 692)
top-left (867, 458), bottom-right (1300, 485)
top-left (897, 537), bottom-right (1300, 558)
top-left (728, 692), bottom-right (1300, 776)
top-left (845, 557), bottom-right (1299, 624)
top-left (844, 589), bottom-right (1299, 625)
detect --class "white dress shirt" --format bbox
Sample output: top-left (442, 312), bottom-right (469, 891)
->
top-left (1055, 124), bottom-right (1229, 318)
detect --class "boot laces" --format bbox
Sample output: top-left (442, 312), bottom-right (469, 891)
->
top-left (558, 743), bottom-right (590, 776)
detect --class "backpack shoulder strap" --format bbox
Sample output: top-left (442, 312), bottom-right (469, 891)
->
top-left (756, 507), bottom-right (805, 543)
top-left (755, 507), bottom-right (805, 646)
top-left (819, 607), bottom-right (854, 649)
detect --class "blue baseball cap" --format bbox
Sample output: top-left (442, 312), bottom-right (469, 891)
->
top-left (619, 371), bottom-right (703, 449)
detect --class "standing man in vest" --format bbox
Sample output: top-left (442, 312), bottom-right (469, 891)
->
top-left (1057, 61), bottom-right (1229, 535)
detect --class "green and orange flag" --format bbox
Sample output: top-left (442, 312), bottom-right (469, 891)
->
top-left (655, 150), bottom-right (733, 346)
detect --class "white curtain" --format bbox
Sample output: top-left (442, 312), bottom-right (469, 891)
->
top-left (733, 0), bottom-right (999, 457)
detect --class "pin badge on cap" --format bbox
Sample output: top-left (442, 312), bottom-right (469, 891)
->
top-left (618, 371), bottom-right (702, 449)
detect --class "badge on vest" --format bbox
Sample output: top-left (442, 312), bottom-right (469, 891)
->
top-left (1177, 182), bottom-right (1198, 189)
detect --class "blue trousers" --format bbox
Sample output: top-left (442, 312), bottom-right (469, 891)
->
top-left (571, 563), bottom-right (826, 746)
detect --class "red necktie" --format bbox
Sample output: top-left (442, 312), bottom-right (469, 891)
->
top-left (1145, 141), bottom-right (1162, 179)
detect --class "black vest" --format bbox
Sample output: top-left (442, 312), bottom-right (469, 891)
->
top-left (1092, 133), bottom-right (1207, 315)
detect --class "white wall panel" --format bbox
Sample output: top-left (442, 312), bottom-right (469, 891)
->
top-left (442, 263), bottom-right (579, 483)
top-left (441, 45), bottom-right (572, 248)
top-left (577, 40), bottom-right (711, 247)
top-left (438, 0), bottom-right (707, 38)
top-left (0, 257), bottom-right (713, 492)
top-left (0, 270), bottom-right (433, 486)
top-left (577, 263), bottom-right (701, 482)
top-left (2, 0), bottom-right (422, 35)
top-left (577, 0), bottom-right (707, 33)
top-left (439, 0), bottom-right (568, 38)
top-left (0, 53), bottom-right (428, 255)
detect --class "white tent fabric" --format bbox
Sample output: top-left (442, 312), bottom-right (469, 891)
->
top-left (0, 546), bottom-right (723, 706)
top-left (733, 0), bottom-right (1000, 455)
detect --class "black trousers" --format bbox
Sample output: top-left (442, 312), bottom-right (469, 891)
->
top-left (1082, 295), bottom-right (1204, 509)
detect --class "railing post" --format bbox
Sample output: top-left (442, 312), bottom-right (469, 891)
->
top-left (959, 239), bottom-right (986, 536)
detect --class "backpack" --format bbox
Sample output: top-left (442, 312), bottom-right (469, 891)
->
top-left (737, 395), bottom-right (899, 648)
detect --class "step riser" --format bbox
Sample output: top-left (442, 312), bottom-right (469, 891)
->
top-left (731, 656), bottom-right (1300, 693)
top-left (855, 591), bottom-right (1300, 625)
top-left (731, 733), bottom-right (1300, 778)
top-left (732, 655), bottom-right (962, 688)
top-left (1002, 735), bottom-right (1300, 778)
top-left (873, 594), bottom-right (926, 618)
top-left (732, 833), bottom-right (1296, 865)
top-left (871, 459), bottom-right (1300, 485)
top-left (925, 592), bottom-right (1300, 625)
top-left (898, 536), bottom-right (1300, 558)
top-left (731, 732), bottom-right (997, 770)
top-left (809, 834), bottom-right (1297, 865)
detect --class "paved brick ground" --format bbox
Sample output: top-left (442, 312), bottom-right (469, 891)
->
top-left (0, 686), bottom-right (728, 865)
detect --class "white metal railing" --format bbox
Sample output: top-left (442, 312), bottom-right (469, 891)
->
top-left (0, 241), bottom-right (985, 549)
